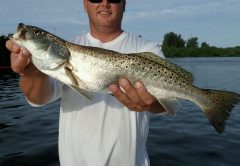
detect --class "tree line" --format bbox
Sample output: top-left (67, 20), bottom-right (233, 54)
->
top-left (1, 32), bottom-right (240, 69)
top-left (161, 32), bottom-right (240, 57)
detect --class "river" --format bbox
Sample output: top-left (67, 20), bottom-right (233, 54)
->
top-left (0, 57), bottom-right (240, 166)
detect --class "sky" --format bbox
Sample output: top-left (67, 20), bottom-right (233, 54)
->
top-left (0, 0), bottom-right (239, 47)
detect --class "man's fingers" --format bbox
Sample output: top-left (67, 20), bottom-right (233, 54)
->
top-left (109, 84), bottom-right (131, 105)
top-left (6, 40), bottom-right (21, 53)
top-left (11, 49), bottom-right (30, 73)
top-left (6, 40), bottom-right (31, 73)
top-left (135, 81), bottom-right (156, 105)
top-left (5, 40), bottom-right (14, 51)
top-left (109, 84), bottom-right (144, 111)
top-left (6, 40), bottom-right (39, 76)
top-left (109, 79), bottom-right (159, 112)
top-left (119, 78), bottom-right (143, 104)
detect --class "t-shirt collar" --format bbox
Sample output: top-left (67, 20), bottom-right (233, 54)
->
top-left (86, 32), bottom-right (127, 48)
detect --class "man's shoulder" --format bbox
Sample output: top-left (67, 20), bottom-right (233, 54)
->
top-left (122, 32), bottom-right (162, 55)
top-left (123, 32), bottom-right (154, 44)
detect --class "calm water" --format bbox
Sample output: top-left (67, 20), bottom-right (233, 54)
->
top-left (0, 57), bottom-right (240, 166)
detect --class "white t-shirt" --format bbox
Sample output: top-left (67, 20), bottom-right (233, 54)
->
top-left (48, 32), bottom-right (164, 166)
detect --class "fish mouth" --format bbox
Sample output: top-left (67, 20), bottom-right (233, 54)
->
top-left (12, 23), bottom-right (28, 40)
top-left (17, 23), bottom-right (25, 32)
top-left (17, 23), bottom-right (28, 37)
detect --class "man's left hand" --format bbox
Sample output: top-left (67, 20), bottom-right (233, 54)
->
top-left (108, 78), bottom-right (166, 113)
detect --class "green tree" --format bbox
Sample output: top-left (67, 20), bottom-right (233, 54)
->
top-left (201, 42), bottom-right (210, 48)
top-left (162, 32), bottom-right (240, 57)
top-left (162, 32), bottom-right (185, 48)
top-left (0, 35), bottom-right (11, 67)
top-left (186, 37), bottom-right (198, 48)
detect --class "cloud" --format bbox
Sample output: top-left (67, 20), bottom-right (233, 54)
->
top-left (124, 0), bottom-right (240, 21)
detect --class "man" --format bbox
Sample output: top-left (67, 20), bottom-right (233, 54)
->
top-left (6, 0), bottom-right (168, 165)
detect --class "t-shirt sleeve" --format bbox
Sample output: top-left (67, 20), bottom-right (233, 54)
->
top-left (140, 41), bottom-right (165, 58)
top-left (26, 78), bottom-right (64, 107)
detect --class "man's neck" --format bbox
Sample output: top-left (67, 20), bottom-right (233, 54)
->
top-left (90, 28), bottom-right (123, 43)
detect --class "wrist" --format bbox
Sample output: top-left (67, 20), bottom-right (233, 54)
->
top-left (148, 100), bottom-right (166, 114)
top-left (19, 65), bottom-right (47, 78)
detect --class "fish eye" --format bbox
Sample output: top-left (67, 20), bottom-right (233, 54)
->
top-left (33, 29), bottom-right (43, 35)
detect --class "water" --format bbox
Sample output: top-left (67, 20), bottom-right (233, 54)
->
top-left (0, 57), bottom-right (240, 166)
top-left (0, 74), bottom-right (60, 166)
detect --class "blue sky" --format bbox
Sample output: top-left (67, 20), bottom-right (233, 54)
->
top-left (0, 0), bottom-right (239, 47)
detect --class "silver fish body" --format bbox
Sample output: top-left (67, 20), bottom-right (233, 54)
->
top-left (9, 23), bottom-right (240, 133)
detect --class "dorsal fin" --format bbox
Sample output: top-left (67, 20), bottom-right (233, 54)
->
top-left (130, 52), bottom-right (194, 83)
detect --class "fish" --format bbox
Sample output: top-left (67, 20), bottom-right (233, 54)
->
top-left (9, 23), bottom-right (240, 133)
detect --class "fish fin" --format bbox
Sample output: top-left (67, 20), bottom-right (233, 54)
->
top-left (64, 67), bottom-right (79, 86)
top-left (64, 67), bottom-right (93, 100)
top-left (131, 52), bottom-right (194, 83)
top-left (157, 98), bottom-right (181, 115)
top-left (200, 89), bottom-right (240, 134)
top-left (70, 85), bottom-right (94, 100)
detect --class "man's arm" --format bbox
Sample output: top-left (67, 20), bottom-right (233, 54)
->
top-left (6, 40), bottom-right (52, 105)
top-left (109, 78), bottom-right (166, 114)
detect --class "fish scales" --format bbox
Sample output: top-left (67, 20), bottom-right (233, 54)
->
top-left (71, 44), bottom-right (192, 92)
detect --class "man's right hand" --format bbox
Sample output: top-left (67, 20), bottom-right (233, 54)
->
top-left (5, 40), bottom-right (38, 76)
top-left (5, 40), bottom-right (52, 105)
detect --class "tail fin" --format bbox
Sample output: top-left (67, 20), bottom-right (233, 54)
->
top-left (201, 89), bottom-right (240, 133)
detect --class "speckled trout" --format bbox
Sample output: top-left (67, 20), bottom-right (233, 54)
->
top-left (9, 23), bottom-right (240, 133)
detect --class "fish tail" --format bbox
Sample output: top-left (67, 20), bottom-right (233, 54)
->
top-left (200, 89), bottom-right (240, 133)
